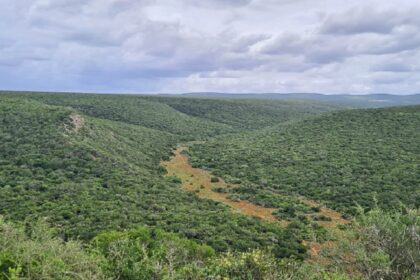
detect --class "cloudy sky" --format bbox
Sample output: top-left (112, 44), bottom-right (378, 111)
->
top-left (1, 0), bottom-right (420, 94)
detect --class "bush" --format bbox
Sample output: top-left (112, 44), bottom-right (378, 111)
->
top-left (211, 186), bottom-right (227, 193)
top-left (313, 215), bottom-right (332, 221)
top-left (92, 227), bottom-right (215, 280)
top-left (210, 177), bottom-right (220, 183)
top-left (0, 218), bottom-right (105, 280)
top-left (327, 206), bottom-right (420, 280)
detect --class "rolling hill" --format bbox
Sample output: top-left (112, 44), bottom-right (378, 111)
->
top-left (0, 91), bottom-right (418, 279)
top-left (188, 105), bottom-right (420, 215)
top-left (1, 93), bottom-right (326, 255)
top-left (179, 92), bottom-right (420, 108)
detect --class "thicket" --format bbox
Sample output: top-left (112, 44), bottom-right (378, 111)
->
top-left (0, 95), bottom-right (305, 258)
top-left (1, 206), bottom-right (418, 279)
top-left (1, 93), bottom-right (418, 279)
top-left (189, 106), bottom-right (420, 215)
top-left (26, 93), bottom-right (234, 139)
top-left (145, 96), bottom-right (338, 130)
top-left (23, 93), bottom-right (338, 134)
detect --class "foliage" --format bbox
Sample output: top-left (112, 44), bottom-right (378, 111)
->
top-left (92, 227), bottom-right (215, 280)
top-left (0, 218), bottom-right (106, 280)
top-left (189, 106), bottom-right (420, 214)
top-left (0, 218), bottom-right (358, 280)
top-left (210, 176), bottom-right (220, 183)
top-left (146, 96), bottom-right (338, 130)
top-left (0, 94), bottom-right (306, 258)
top-left (0, 92), bottom-right (418, 279)
top-left (327, 206), bottom-right (420, 280)
top-left (25, 93), bottom-right (234, 139)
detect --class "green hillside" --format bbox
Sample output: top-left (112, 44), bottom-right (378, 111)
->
top-left (12, 92), bottom-right (339, 133)
top-left (147, 96), bottom-right (338, 129)
top-left (0, 92), bottom-right (419, 279)
top-left (181, 92), bottom-right (420, 108)
top-left (0, 94), bottom-right (307, 257)
top-left (188, 106), bottom-right (420, 214)
top-left (25, 93), bottom-right (234, 139)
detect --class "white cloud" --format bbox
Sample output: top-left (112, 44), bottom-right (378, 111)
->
top-left (0, 0), bottom-right (419, 93)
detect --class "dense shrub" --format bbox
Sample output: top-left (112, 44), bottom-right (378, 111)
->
top-left (189, 106), bottom-right (420, 214)
top-left (325, 206), bottom-right (420, 280)
top-left (0, 218), bottom-right (106, 280)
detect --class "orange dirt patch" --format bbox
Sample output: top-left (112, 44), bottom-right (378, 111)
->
top-left (161, 146), bottom-right (350, 261)
top-left (299, 197), bottom-right (350, 258)
top-left (299, 197), bottom-right (349, 229)
top-left (161, 147), bottom-right (287, 226)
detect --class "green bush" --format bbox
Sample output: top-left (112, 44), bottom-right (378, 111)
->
top-left (326, 206), bottom-right (420, 280)
top-left (0, 218), bottom-right (105, 280)
top-left (210, 177), bottom-right (220, 183)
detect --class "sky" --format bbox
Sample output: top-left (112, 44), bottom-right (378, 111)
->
top-left (1, 0), bottom-right (420, 94)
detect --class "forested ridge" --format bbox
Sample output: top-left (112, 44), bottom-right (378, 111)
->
top-left (0, 92), bottom-right (419, 279)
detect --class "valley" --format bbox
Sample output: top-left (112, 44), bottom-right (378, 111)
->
top-left (162, 146), bottom-right (282, 224)
top-left (162, 146), bottom-right (349, 230)
top-left (0, 92), bottom-right (418, 279)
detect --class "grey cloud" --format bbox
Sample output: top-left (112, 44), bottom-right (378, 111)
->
top-left (259, 33), bottom-right (305, 55)
top-left (259, 24), bottom-right (420, 67)
top-left (258, 33), bottom-right (351, 65)
top-left (229, 33), bottom-right (271, 53)
top-left (305, 47), bottom-right (349, 64)
top-left (1, 0), bottom-right (419, 94)
top-left (321, 7), bottom-right (419, 35)
top-left (182, 0), bottom-right (252, 8)
top-left (371, 72), bottom-right (409, 85)
top-left (370, 51), bottom-right (420, 72)
top-left (371, 62), bottom-right (414, 72)
top-left (30, 0), bottom-right (87, 14)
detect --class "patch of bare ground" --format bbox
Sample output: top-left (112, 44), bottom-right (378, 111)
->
top-left (161, 146), bottom-right (350, 261)
top-left (161, 147), bottom-right (287, 226)
top-left (64, 114), bottom-right (85, 133)
top-left (298, 197), bottom-right (350, 259)
top-left (299, 197), bottom-right (349, 229)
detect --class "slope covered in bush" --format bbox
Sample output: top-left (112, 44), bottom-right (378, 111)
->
top-left (0, 95), bottom-right (305, 257)
top-left (26, 93), bottom-right (234, 139)
top-left (189, 106), bottom-right (420, 214)
top-left (2, 206), bottom-right (418, 280)
top-left (22, 92), bottom-right (338, 134)
top-left (149, 96), bottom-right (338, 129)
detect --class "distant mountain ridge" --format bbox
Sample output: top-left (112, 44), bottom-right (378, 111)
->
top-left (176, 92), bottom-right (420, 108)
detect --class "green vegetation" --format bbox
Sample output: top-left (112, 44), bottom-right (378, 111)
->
top-left (1, 206), bottom-right (418, 279)
top-left (0, 92), bottom-right (418, 279)
top-left (325, 206), bottom-right (420, 280)
top-left (189, 106), bottom-right (420, 215)
top-left (21, 93), bottom-right (337, 137)
top-left (0, 218), bottom-right (105, 280)
top-left (0, 94), bottom-right (308, 257)
top-left (210, 176), bottom-right (220, 183)
top-left (144, 96), bottom-right (338, 129)
top-left (25, 93), bottom-right (233, 139)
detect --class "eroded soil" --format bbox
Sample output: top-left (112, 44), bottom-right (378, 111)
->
top-left (162, 146), bottom-right (350, 258)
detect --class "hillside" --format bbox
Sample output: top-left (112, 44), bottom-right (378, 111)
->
top-left (180, 92), bottom-right (420, 108)
top-left (146, 96), bottom-right (338, 129)
top-left (0, 94), bottom-right (312, 256)
top-left (24, 93), bottom-right (234, 139)
top-left (188, 105), bottom-right (420, 215)
top-left (0, 92), bottom-right (419, 279)
top-left (15, 92), bottom-right (339, 132)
